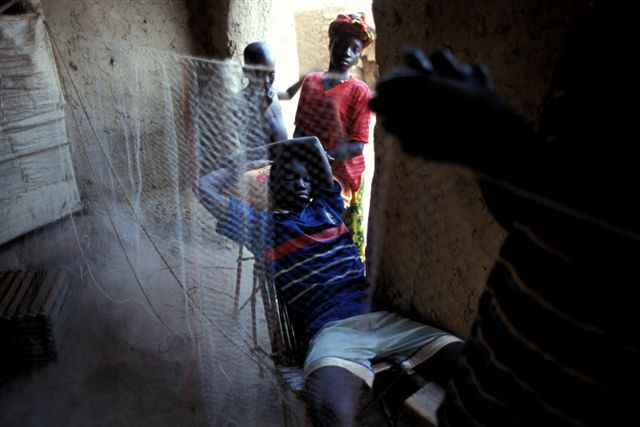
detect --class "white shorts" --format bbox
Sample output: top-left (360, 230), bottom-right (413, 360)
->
top-left (303, 311), bottom-right (462, 388)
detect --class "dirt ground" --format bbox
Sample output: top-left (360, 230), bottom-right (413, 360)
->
top-left (0, 196), bottom-right (298, 426)
top-left (0, 192), bottom-right (419, 427)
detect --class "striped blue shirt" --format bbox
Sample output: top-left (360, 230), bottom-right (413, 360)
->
top-left (216, 182), bottom-right (372, 345)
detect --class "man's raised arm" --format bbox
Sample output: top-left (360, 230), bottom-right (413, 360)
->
top-left (270, 136), bottom-right (333, 190)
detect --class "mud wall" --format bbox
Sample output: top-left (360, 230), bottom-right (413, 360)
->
top-left (369, 0), bottom-right (590, 338)
top-left (38, 0), bottom-right (298, 193)
top-left (37, 0), bottom-right (200, 197)
top-left (228, 0), bottom-right (299, 135)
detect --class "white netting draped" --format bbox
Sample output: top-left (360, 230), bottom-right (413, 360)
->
top-left (0, 24), bottom-right (311, 426)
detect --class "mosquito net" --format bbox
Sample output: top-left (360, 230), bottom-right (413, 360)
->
top-left (0, 12), bottom-right (393, 427)
top-left (0, 13), bottom-right (312, 426)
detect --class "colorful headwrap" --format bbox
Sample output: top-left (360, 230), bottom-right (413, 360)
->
top-left (328, 13), bottom-right (375, 48)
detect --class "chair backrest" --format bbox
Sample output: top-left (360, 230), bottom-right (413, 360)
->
top-left (254, 260), bottom-right (305, 367)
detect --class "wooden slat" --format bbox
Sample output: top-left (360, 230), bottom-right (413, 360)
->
top-left (0, 179), bottom-right (81, 245)
top-left (0, 160), bottom-right (24, 200)
top-left (5, 271), bottom-right (35, 319)
top-left (0, 117), bottom-right (67, 163)
top-left (0, 14), bottom-right (80, 244)
top-left (0, 269), bottom-right (71, 367)
top-left (47, 272), bottom-right (69, 322)
top-left (0, 271), bottom-right (25, 318)
top-left (16, 271), bottom-right (41, 318)
top-left (40, 271), bottom-right (67, 316)
top-left (0, 272), bottom-right (16, 301)
top-left (0, 144), bottom-right (76, 200)
top-left (27, 270), bottom-right (55, 317)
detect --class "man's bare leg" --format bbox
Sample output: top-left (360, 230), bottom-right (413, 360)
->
top-left (306, 366), bottom-right (366, 427)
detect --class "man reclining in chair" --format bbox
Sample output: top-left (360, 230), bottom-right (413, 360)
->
top-left (194, 136), bottom-right (463, 427)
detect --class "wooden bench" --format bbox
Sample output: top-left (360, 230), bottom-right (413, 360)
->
top-left (0, 270), bottom-right (71, 374)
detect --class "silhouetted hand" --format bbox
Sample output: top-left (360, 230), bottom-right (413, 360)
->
top-left (370, 48), bottom-right (513, 162)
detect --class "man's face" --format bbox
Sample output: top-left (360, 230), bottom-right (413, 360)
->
top-left (272, 159), bottom-right (312, 212)
top-left (329, 35), bottom-right (364, 72)
top-left (244, 64), bottom-right (276, 95)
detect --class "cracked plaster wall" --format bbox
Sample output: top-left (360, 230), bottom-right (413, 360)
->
top-left (38, 0), bottom-right (297, 194)
top-left (39, 0), bottom-right (202, 197)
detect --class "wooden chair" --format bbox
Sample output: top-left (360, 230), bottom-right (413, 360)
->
top-left (248, 257), bottom-right (446, 427)
top-left (253, 258), bottom-right (306, 393)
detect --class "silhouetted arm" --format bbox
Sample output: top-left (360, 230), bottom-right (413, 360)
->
top-left (278, 68), bottom-right (323, 100)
